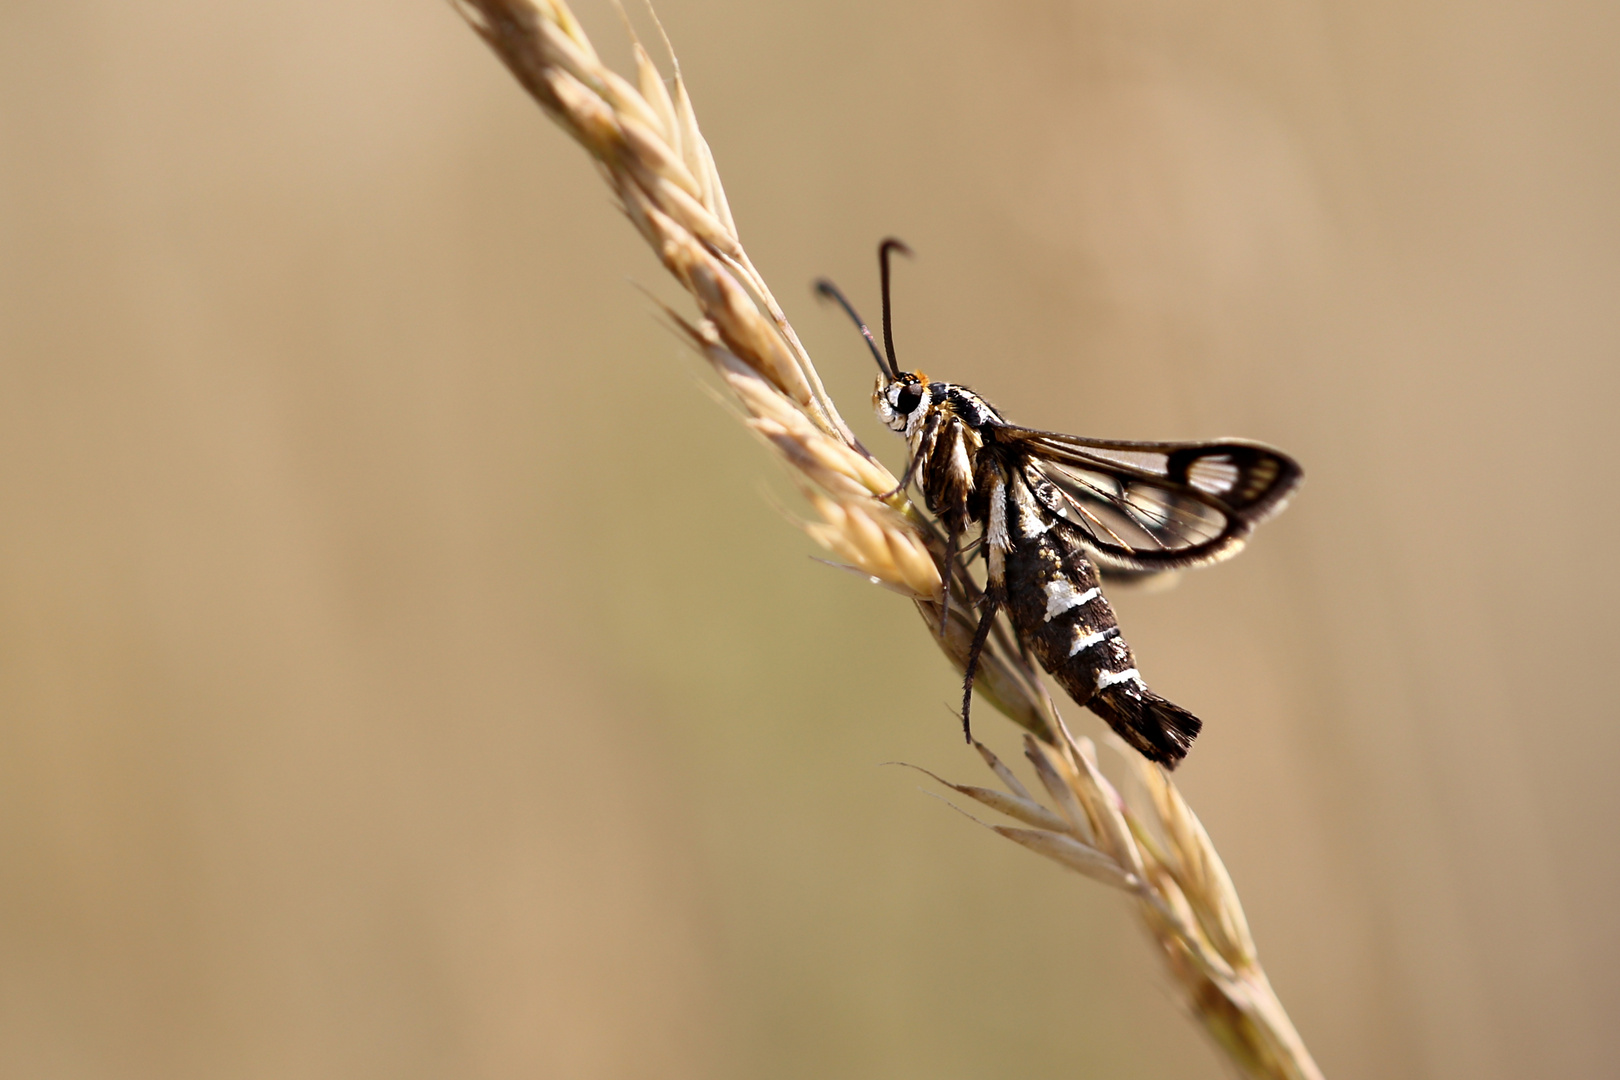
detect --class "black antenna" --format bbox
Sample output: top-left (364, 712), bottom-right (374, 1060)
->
top-left (877, 238), bottom-right (912, 376)
top-left (814, 278), bottom-right (895, 379)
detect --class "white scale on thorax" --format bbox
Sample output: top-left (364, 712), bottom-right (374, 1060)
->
top-left (1010, 474), bottom-right (1053, 539)
top-left (949, 386), bottom-right (992, 426)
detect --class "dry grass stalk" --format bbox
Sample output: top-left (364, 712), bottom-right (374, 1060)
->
top-left (451, 2), bottom-right (1322, 1077)
top-left (923, 725), bottom-right (1324, 1080)
top-left (451, 0), bottom-right (1054, 734)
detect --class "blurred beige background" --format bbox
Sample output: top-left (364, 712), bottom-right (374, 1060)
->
top-left (2, 1), bottom-right (1616, 1077)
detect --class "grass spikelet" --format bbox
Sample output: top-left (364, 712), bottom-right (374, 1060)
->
top-left (451, 0), bottom-right (1063, 738)
top-left (939, 730), bottom-right (1325, 1080)
top-left (451, 3), bottom-right (1324, 1077)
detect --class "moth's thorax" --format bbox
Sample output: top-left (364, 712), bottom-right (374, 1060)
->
top-left (938, 384), bottom-right (999, 429)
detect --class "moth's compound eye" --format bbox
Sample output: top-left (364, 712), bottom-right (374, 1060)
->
top-left (894, 385), bottom-right (922, 417)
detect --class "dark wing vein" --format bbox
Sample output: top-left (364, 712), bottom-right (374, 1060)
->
top-left (1047, 469), bottom-right (1199, 550)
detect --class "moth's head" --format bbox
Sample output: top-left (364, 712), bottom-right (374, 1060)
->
top-left (874, 371), bottom-right (929, 433)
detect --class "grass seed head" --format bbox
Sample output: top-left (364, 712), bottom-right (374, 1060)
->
top-left (455, 5), bottom-right (1322, 1077)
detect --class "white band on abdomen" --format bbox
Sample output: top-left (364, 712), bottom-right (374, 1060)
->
top-left (1068, 626), bottom-right (1119, 657)
top-left (1095, 667), bottom-right (1143, 691)
top-left (1043, 580), bottom-right (1098, 621)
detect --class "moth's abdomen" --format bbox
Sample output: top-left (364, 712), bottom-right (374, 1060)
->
top-left (1086, 684), bottom-right (1201, 768)
top-left (1003, 523), bottom-right (1129, 698)
top-left (1003, 482), bottom-right (1202, 767)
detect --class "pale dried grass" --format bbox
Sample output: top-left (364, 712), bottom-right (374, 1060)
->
top-left (918, 724), bottom-right (1324, 1080)
top-left (451, 3), bottom-right (1323, 1077)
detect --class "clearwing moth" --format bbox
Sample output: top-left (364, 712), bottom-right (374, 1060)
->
top-left (816, 240), bottom-right (1302, 768)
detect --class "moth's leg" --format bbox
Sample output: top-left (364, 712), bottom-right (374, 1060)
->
top-left (939, 516), bottom-right (962, 638)
top-left (877, 410), bottom-right (940, 502)
top-left (991, 476), bottom-right (1043, 680)
top-left (959, 589), bottom-right (1003, 743)
top-left (959, 466), bottom-right (1012, 741)
top-left (1012, 623), bottom-right (1037, 668)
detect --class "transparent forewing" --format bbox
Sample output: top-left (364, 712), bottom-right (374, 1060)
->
top-left (1005, 429), bottom-right (1302, 569)
top-left (1022, 459), bottom-right (1239, 567)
